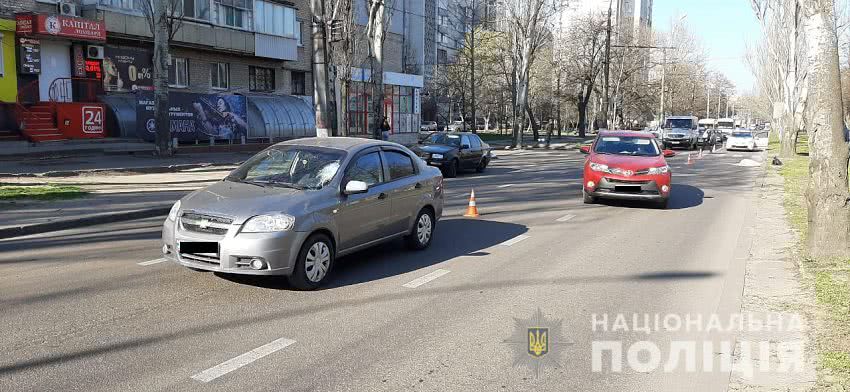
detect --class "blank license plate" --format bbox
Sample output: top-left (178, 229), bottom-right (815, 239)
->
top-left (615, 185), bottom-right (641, 193)
top-left (180, 242), bottom-right (218, 254)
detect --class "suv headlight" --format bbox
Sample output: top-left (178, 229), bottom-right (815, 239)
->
top-left (167, 200), bottom-right (181, 221)
top-left (242, 214), bottom-right (296, 233)
top-left (431, 153), bottom-right (444, 159)
top-left (589, 162), bottom-right (609, 173)
top-left (647, 165), bottom-right (669, 175)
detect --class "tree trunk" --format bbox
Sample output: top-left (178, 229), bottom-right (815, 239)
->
top-left (311, 0), bottom-right (331, 137)
top-left (802, 0), bottom-right (850, 259)
top-left (577, 101), bottom-right (588, 138)
top-left (779, 111), bottom-right (797, 158)
top-left (526, 105), bottom-right (539, 141)
top-left (367, 0), bottom-right (386, 139)
top-left (152, 0), bottom-right (172, 156)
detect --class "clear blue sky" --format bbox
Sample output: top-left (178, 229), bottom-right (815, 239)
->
top-left (653, 0), bottom-right (761, 94)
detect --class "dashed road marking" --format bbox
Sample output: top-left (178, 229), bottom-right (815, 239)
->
top-left (556, 214), bottom-right (576, 222)
top-left (498, 184), bottom-right (514, 188)
top-left (191, 337), bottom-right (297, 383)
top-left (138, 258), bottom-right (167, 266)
top-left (500, 234), bottom-right (530, 247)
top-left (403, 269), bottom-right (451, 288)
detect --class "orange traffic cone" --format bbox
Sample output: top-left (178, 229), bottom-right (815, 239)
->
top-left (464, 189), bottom-right (480, 217)
top-left (687, 153), bottom-right (693, 165)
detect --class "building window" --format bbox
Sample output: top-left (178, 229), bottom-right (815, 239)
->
top-left (437, 49), bottom-right (447, 65)
top-left (183, 0), bottom-right (211, 20)
top-left (98, 0), bottom-right (140, 10)
top-left (253, 1), bottom-right (297, 37)
top-left (0, 33), bottom-right (4, 77)
top-left (210, 62), bottom-right (230, 89)
top-left (169, 57), bottom-right (189, 87)
top-left (291, 71), bottom-right (306, 95)
top-left (216, 0), bottom-right (252, 29)
top-left (296, 20), bottom-right (303, 46)
top-left (249, 66), bottom-right (275, 92)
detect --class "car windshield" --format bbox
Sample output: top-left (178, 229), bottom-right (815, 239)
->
top-left (732, 132), bottom-right (752, 138)
top-left (664, 119), bottom-right (693, 129)
top-left (226, 146), bottom-right (345, 190)
top-left (717, 122), bottom-right (734, 128)
top-left (594, 136), bottom-right (660, 156)
top-left (424, 133), bottom-right (462, 146)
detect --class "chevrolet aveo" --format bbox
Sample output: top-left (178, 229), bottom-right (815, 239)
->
top-left (581, 131), bottom-right (675, 209)
top-left (162, 138), bottom-right (444, 290)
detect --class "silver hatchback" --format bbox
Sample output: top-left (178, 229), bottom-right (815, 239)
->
top-left (161, 137), bottom-right (444, 289)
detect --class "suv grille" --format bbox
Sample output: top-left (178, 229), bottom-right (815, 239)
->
top-left (181, 212), bottom-right (233, 235)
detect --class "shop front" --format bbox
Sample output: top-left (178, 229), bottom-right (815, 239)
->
top-left (13, 12), bottom-right (107, 141)
top-left (345, 69), bottom-right (422, 144)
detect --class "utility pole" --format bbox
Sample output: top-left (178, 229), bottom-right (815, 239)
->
top-left (470, 0), bottom-right (477, 133)
top-left (705, 81), bottom-right (711, 118)
top-left (602, 0), bottom-right (613, 130)
top-left (311, 0), bottom-right (332, 137)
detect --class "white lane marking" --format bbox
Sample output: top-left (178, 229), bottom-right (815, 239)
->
top-left (498, 184), bottom-right (514, 188)
top-left (138, 258), bottom-right (167, 266)
top-left (556, 214), bottom-right (576, 222)
top-left (500, 234), bottom-right (530, 247)
top-left (191, 337), bottom-right (297, 383)
top-left (402, 269), bottom-right (451, 288)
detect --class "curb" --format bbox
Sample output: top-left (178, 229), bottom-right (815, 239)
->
top-left (0, 206), bottom-right (172, 240)
top-left (0, 162), bottom-right (242, 178)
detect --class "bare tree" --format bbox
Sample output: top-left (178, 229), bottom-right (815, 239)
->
top-left (364, 0), bottom-right (395, 138)
top-left (750, 0), bottom-right (808, 158)
top-left (140, 0), bottom-right (184, 156)
top-left (502, 0), bottom-right (562, 147)
top-left (559, 12), bottom-right (607, 137)
top-left (800, 0), bottom-right (850, 258)
top-left (325, 0), bottom-right (368, 136)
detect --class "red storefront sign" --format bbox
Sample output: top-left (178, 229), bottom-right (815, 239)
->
top-left (15, 13), bottom-right (106, 42)
top-left (56, 103), bottom-right (106, 139)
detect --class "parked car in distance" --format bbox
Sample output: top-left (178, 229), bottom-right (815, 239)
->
top-left (447, 121), bottom-right (468, 132)
top-left (411, 131), bottom-right (492, 178)
top-left (421, 121), bottom-right (438, 132)
top-left (161, 137), bottom-right (444, 290)
top-left (725, 131), bottom-right (769, 151)
top-left (580, 131), bottom-right (675, 209)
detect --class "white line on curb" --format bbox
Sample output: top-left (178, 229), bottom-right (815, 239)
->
top-left (138, 258), bottom-right (166, 266)
top-left (191, 337), bottom-right (296, 383)
top-left (402, 269), bottom-right (451, 288)
top-left (500, 235), bottom-right (530, 247)
top-left (556, 214), bottom-right (576, 222)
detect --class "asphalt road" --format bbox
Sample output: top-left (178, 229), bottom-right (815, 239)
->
top-left (0, 146), bottom-right (767, 391)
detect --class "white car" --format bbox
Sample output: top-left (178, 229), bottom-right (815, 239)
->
top-left (726, 131), bottom-right (769, 151)
top-left (447, 121), bottom-right (467, 132)
top-left (420, 121), bottom-right (438, 132)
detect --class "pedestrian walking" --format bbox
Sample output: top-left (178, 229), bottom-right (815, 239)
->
top-left (381, 117), bottom-right (391, 141)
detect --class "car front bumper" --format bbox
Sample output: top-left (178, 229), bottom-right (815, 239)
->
top-left (162, 219), bottom-right (308, 276)
top-left (584, 172), bottom-right (671, 202)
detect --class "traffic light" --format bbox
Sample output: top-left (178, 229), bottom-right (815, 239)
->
top-left (328, 19), bottom-right (344, 42)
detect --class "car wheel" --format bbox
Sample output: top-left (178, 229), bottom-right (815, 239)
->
top-left (475, 157), bottom-right (488, 173)
top-left (405, 209), bottom-right (435, 250)
top-left (583, 188), bottom-right (596, 204)
top-left (288, 233), bottom-right (334, 290)
top-left (443, 159), bottom-right (459, 178)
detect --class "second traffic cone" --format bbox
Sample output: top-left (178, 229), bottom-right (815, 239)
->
top-left (687, 153), bottom-right (693, 165)
top-left (464, 189), bottom-right (480, 217)
top-left (698, 149), bottom-right (704, 159)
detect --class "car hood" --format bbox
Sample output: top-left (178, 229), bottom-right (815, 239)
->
top-left (591, 154), bottom-right (666, 170)
top-left (179, 181), bottom-right (317, 223)
top-left (413, 144), bottom-right (457, 154)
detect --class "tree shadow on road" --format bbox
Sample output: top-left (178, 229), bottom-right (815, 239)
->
top-left (219, 218), bottom-right (528, 290)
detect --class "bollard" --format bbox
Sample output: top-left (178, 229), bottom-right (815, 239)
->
top-left (241, 135), bottom-right (246, 145)
top-left (209, 137), bottom-right (215, 146)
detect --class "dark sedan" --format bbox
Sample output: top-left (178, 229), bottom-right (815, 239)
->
top-left (411, 132), bottom-right (492, 177)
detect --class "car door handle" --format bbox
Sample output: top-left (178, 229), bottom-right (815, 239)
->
top-left (378, 192), bottom-right (388, 200)
top-left (414, 183), bottom-right (423, 189)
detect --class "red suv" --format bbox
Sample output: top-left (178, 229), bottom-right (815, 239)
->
top-left (580, 131), bottom-right (675, 209)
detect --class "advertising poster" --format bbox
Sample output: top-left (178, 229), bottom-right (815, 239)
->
top-left (103, 46), bottom-right (153, 92)
top-left (137, 92), bottom-right (248, 142)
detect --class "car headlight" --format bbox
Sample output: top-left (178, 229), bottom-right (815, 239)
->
top-left (242, 214), bottom-right (296, 233)
top-left (647, 165), bottom-right (670, 175)
top-left (589, 162), bottom-right (609, 173)
top-left (431, 153), bottom-right (444, 159)
top-left (167, 200), bottom-right (181, 221)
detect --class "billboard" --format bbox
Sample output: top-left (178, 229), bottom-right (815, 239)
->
top-left (103, 46), bottom-right (153, 92)
top-left (137, 92), bottom-right (248, 142)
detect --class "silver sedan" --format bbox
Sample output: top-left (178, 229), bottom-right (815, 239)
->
top-left (161, 137), bottom-right (444, 289)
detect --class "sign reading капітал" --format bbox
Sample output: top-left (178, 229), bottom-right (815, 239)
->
top-left (15, 14), bottom-right (106, 42)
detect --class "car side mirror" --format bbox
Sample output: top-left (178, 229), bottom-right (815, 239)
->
top-left (579, 145), bottom-right (591, 154)
top-left (343, 180), bottom-right (368, 195)
top-left (663, 149), bottom-right (676, 157)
